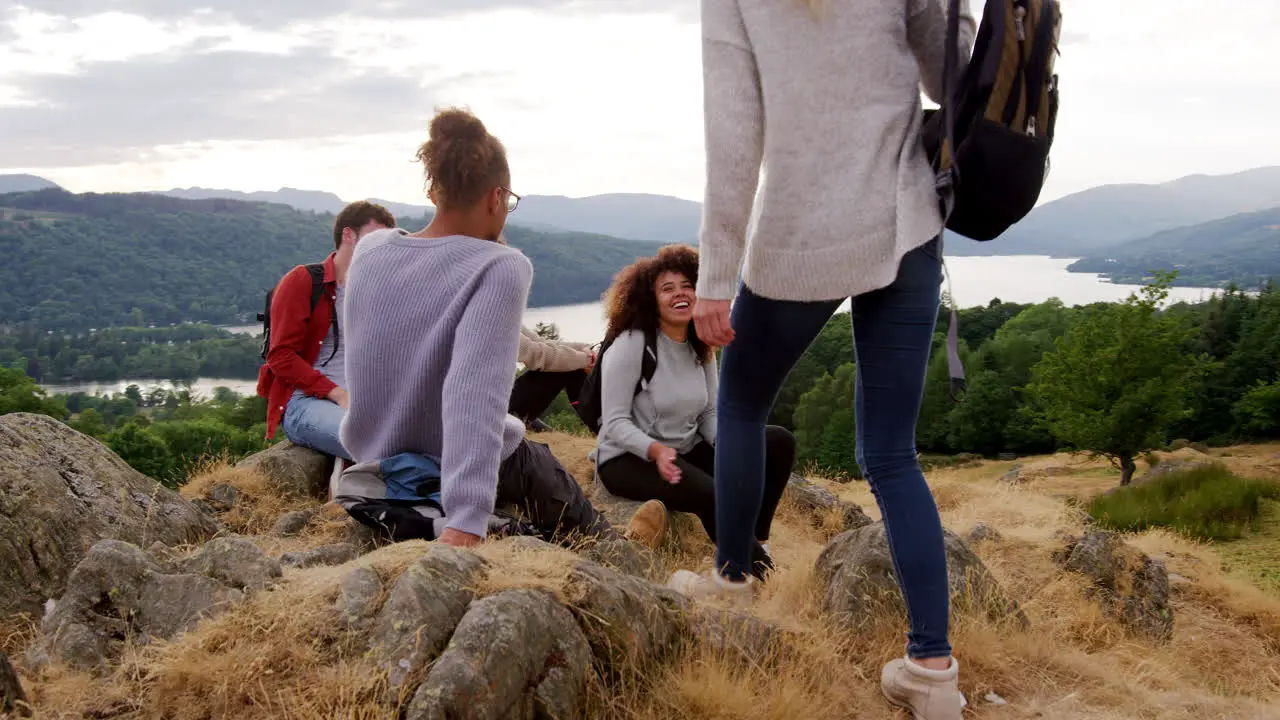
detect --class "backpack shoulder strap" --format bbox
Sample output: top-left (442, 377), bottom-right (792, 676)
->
top-left (637, 326), bottom-right (659, 392)
top-left (304, 263), bottom-right (327, 311)
top-left (303, 262), bottom-right (340, 367)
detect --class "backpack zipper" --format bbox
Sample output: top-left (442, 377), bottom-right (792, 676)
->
top-left (1015, 6), bottom-right (1027, 41)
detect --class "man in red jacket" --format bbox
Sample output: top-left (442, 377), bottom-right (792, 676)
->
top-left (256, 200), bottom-right (397, 460)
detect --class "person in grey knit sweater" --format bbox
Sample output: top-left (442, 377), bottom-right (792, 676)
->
top-left (594, 245), bottom-right (795, 578)
top-left (337, 108), bottom-right (615, 548)
top-left (680, 1), bottom-right (977, 718)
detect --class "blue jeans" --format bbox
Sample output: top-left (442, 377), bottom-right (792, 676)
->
top-left (714, 237), bottom-right (951, 659)
top-left (282, 394), bottom-right (353, 461)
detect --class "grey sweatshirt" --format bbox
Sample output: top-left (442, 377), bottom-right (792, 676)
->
top-left (338, 228), bottom-right (533, 537)
top-left (697, 0), bottom-right (976, 302)
top-left (596, 329), bottom-right (718, 466)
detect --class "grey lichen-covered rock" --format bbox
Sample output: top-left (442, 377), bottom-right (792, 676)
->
top-left (177, 536), bottom-right (281, 591)
top-left (564, 560), bottom-right (689, 676)
top-left (966, 522), bottom-right (1002, 545)
top-left (280, 543), bottom-right (359, 569)
top-left (205, 483), bottom-right (239, 512)
top-left (1000, 464), bottom-right (1026, 484)
top-left (406, 589), bottom-right (592, 720)
top-left (335, 566), bottom-right (384, 630)
top-left (1058, 529), bottom-right (1173, 643)
top-left (1130, 460), bottom-right (1216, 488)
top-left (816, 523), bottom-right (1027, 628)
top-left (271, 509), bottom-right (318, 537)
top-left (29, 540), bottom-right (243, 669)
top-left (235, 440), bottom-right (329, 500)
top-left (785, 474), bottom-right (874, 533)
top-left (581, 536), bottom-right (655, 579)
top-left (371, 545), bottom-right (489, 694)
top-left (0, 414), bottom-right (217, 619)
top-left (690, 609), bottom-right (786, 666)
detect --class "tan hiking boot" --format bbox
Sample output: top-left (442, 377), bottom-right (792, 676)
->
top-left (667, 569), bottom-right (754, 608)
top-left (880, 656), bottom-right (966, 720)
top-left (626, 499), bottom-right (668, 549)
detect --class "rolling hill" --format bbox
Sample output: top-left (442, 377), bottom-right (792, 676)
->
top-left (0, 174), bottom-right (61, 194)
top-left (1067, 206), bottom-right (1280, 289)
top-left (0, 188), bottom-right (660, 333)
top-left (155, 167), bottom-right (1280, 256)
top-left (948, 166), bottom-right (1280, 257)
top-left (156, 187), bottom-right (701, 243)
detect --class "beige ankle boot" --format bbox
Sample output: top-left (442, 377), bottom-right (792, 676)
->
top-left (626, 500), bottom-right (668, 549)
top-left (880, 655), bottom-right (965, 720)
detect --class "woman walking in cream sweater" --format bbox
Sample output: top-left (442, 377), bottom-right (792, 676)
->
top-left (681, 1), bottom-right (977, 718)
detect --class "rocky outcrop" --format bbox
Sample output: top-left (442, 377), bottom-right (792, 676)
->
top-left (371, 546), bottom-right (489, 695)
top-left (280, 543), bottom-right (359, 569)
top-left (177, 536), bottom-right (282, 591)
top-left (815, 523), bottom-right (1027, 628)
top-left (271, 508), bottom-right (318, 537)
top-left (784, 474), bottom-right (874, 533)
top-left (405, 590), bottom-right (592, 720)
top-left (235, 441), bottom-right (329, 500)
top-left (0, 414), bottom-right (217, 619)
top-left (1057, 529), bottom-right (1173, 642)
top-left (26, 538), bottom-right (277, 669)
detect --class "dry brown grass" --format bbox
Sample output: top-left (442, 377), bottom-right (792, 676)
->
top-left (14, 434), bottom-right (1280, 719)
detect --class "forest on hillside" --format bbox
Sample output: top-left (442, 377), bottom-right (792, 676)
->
top-left (4, 275), bottom-right (1277, 487)
top-left (0, 189), bottom-right (659, 333)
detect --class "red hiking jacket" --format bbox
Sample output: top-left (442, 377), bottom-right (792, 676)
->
top-left (256, 253), bottom-right (339, 439)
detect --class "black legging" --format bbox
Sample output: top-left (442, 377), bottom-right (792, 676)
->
top-left (508, 369), bottom-right (589, 425)
top-left (598, 425), bottom-right (796, 580)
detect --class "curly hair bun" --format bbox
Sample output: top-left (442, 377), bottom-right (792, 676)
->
top-left (416, 107), bottom-right (508, 211)
top-left (429, 108), bottom-right (488, 144)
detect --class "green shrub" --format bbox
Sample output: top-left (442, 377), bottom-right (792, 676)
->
top-left (1089, 462), bottom-right (1280, 541)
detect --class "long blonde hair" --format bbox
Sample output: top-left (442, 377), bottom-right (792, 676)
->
top-left (797, 0), bottom-right (826, 17)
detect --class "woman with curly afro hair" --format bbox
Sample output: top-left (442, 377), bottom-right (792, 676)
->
top-left (594, 244), bottom-right (796, 580)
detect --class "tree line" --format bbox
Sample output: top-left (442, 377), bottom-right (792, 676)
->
top-left (5, 273), bottom-right (1280, 489)
top-left (0, 324), bottom-right (263, 383)
top-left (784, 275), bottom-right (1280, 483)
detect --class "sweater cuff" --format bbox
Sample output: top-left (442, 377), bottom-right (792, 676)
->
top-left (695, 237), bottom-right (742, 301)
top-left (445, 503), bottom-right (492, 539)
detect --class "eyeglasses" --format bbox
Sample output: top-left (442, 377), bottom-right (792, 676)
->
top-left (500, 186), bottom-right (521, 213)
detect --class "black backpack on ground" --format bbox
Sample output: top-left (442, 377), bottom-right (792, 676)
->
top-left (922, 0), bottom-right (1063, 241)
top-left (574, 327), bottom-right (658, 436)
top-left (257, 263), bottom-right (338, 365)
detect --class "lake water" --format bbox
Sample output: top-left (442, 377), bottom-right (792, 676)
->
top-left (524, 255), bottom-right (1221, 343)
top-left (42, 256), bottom-right (1220, 396)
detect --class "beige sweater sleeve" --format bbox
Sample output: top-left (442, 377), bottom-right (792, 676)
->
top-left (518, 325), bottom-right (593, 372)
top-left (696, 0), bottom-right (763, 301)
top-left (908, 0), bottom-right (978, 105)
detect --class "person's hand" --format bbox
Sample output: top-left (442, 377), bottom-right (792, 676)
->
top-left (647, 443), bottom-right (682, 484)
top-left (327, 386), bottom-right (349, 409)
top-left (584, 350), bottom-right (597, 373)
top-left (438, 528), bottom-right (483, 548)
top-left (693, 297), bottom-right (734, 347)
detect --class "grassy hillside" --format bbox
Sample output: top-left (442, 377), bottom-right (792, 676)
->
top-left (0, 189), bottom-right (659, 333)
top-left (12, 434), bottom-right (1280, 719)
top-left (1066, 206), bottom-right (1280, 289)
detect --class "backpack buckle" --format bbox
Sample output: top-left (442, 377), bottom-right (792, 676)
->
top-left (934, 168), bottom-right (955, 193)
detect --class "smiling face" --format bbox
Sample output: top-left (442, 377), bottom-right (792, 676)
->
top-left (654, 270), bottom-right (694, 327)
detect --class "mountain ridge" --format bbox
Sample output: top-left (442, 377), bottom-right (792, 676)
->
top-left (0, 187), bottom-right (660, 333)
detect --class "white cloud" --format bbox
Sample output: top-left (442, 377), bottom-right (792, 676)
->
top-left (2, 0), bottom-right (1278, 205)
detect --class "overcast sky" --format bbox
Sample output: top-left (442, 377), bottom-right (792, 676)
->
top-left (1, 1), bottom-right (1276, 205)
